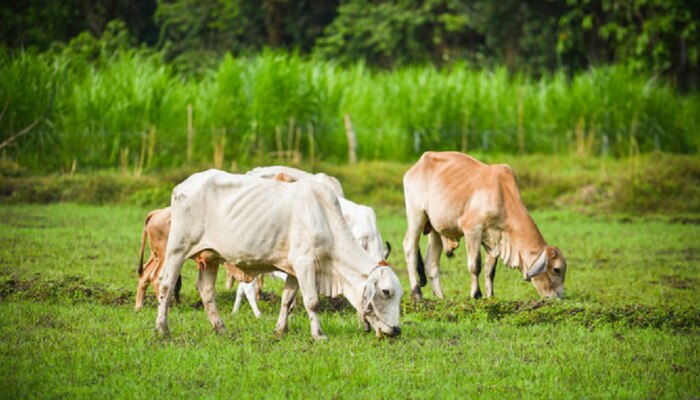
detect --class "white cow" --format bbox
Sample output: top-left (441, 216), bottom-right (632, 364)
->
top-left (247, 166), bottom-right (390, 262)
top-left (156, 169), bottom-right (403, 340)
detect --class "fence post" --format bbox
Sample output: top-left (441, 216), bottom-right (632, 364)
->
top-left (517, 87), bottom-right (525, 154)
top-left (187, 104), bottom-right (193, 161)
top-left (344, 113), bottom-right (357, 164)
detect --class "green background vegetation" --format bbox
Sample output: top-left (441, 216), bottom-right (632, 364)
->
top-left (1, 1), bottom-right (699, 171)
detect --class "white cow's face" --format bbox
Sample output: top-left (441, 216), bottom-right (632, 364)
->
top-left (531, 246), bottom-right (567, 299)
top-left (362, 266), bottom-right (403, 338)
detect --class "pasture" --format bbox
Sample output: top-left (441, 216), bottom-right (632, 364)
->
top-left (0, 201), bottom-right (698, 398)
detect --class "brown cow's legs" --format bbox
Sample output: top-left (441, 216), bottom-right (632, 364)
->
top-left (275, 275), bottom-right (299, 336)
top-left (426, 231), bottom-right (445, 299)
top-left (403, 207), bottom-right (428, 301)
top-left (483, 253), bottom-right (498, 298)
top-left (135, 256), bottom-right (159, 311)
top-left (464, 235), bottom-right (483, 299)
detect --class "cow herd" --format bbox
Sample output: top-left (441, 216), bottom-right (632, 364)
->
top-left (135, 151), bottom-right (567, 340)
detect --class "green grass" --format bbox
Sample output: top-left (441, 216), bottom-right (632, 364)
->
top-left (0, 203), bottom-right (698, 398)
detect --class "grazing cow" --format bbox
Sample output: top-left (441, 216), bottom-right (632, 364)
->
top-left (248, 166), bottom-right (391, 262)
top-left (135, 207), bottom-right (259, 316)
top-left (403, 151), bottom-right (567, 301)
top-left (155, 170), bottom-right (403, 340)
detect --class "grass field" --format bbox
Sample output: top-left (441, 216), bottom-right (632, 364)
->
top-left (0, 202), bottom-right (698, 398)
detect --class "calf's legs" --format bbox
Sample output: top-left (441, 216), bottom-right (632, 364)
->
top-left (233, 278), bottom-right (262, 318)
top-left (135, 256), bottom-right (157, 310)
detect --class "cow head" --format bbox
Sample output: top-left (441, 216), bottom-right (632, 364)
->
top-left (524, 246), bottom-right (566, 299)
top-left (361, 265), bottom-right (403, 338)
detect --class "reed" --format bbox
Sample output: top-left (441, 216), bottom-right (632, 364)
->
top-left (1, 51), bottom-right (697, 172)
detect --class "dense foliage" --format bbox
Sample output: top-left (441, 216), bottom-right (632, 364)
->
top-left (1, 49), bottom-right (699, 171)
top-left (1, 1), bottom-right (698, 171)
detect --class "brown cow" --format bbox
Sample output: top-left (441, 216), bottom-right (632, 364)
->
top-left (403, 151), bottom-right (567, 301)
top-left (135, 207), bottom-right (254, 311)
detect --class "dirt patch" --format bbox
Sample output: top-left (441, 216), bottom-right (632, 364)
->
top-left (657, 275), bottom-right (698, 290)
top-left (670, 216), bottom-right (700, 225)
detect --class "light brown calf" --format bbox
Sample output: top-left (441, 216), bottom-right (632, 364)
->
top-left (135, 207), bottom-right (253, 310)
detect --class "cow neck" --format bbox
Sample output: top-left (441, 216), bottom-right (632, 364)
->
top-left (498, 203), bottom-right (547, 272)
top-left (329, 231), bottom-right (377, 312)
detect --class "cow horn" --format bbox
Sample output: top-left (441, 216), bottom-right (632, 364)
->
top-left (524, 250), bottom-right (548, 281)
top-left (383, 241), bottom-right (391, 260)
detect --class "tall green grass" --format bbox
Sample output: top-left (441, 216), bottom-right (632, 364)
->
top-left (1, 51), bottom-right (698, 172)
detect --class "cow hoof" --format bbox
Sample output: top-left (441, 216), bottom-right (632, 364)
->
top-left (274, 328), bottom-right (287, 337)
top-left (155, 327), bottom-right (170, 339)
top-left (471, 290), bottom-right (483, 300)
top-left (411, 286), bottom-right (423, 302)
top-left (313, 334), bottom-right (328, 341)
top-left (213, 324), bottom-right (227, 335)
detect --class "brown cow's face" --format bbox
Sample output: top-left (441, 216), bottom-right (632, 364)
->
top-left (531, 246), bottom-right (566, 299)
top-left (362, 266), bottom-right (403, 338)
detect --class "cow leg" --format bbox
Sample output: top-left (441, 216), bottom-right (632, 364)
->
top-left (484, 253), bottom-right (498, 298)
top-left (155, 254), bottom-right (186, 336)
top-left (293, 258), bottom-right (326, 340)
top-left (243, 279), bottom-right (262, 318)
top-left (274, 275), bottom-right (299, 336)
top-left (403, 208), bottom-right (428, 301)
top-left (135, 256), bottom-right (156, 311)
top-left (233, 280), bottom-right (262, 318)
top-left (225, 271), bottom-right (235, 291)
top-left (195, 263), bottom-right (225, 334)
top-left (464, 229), bottom-right (481, 299)
top-left (465, 238), bottom-right (483, 299)
top-left (233, 282), bottom-right (245, 314)
top-left (426, 231), bottom-right (445, 299)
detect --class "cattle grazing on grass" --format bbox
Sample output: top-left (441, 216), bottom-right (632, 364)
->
top-left (403, 151), bottom-right (567, 301)
top-left (155, 170), bottom-right (403, 340)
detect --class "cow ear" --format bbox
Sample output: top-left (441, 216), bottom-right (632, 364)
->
top-left (547, 246), bottom-right (558, 260)
top-left (524, 251), bottom-right (548, 281)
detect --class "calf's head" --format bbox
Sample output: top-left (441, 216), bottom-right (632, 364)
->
top-left (362, 266), bottom-right (403, 338)
top-left (524, 246), bottom-right (567, 299)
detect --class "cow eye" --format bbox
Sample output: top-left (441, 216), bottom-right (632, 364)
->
top-left (381, 289), bottom-right (391, 297)
top-left (553, 268), bottom-right (561, 275)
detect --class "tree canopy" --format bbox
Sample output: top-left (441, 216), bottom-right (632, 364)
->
top-left (1, 0), bottom-right (698, 88)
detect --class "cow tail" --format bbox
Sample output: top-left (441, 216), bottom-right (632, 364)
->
top-left (417, 247), bottom-right (427, 287)
top-left (137, 220), bottom-right (150, 277)
top-left (138, 210), bottom-right (158, 277)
